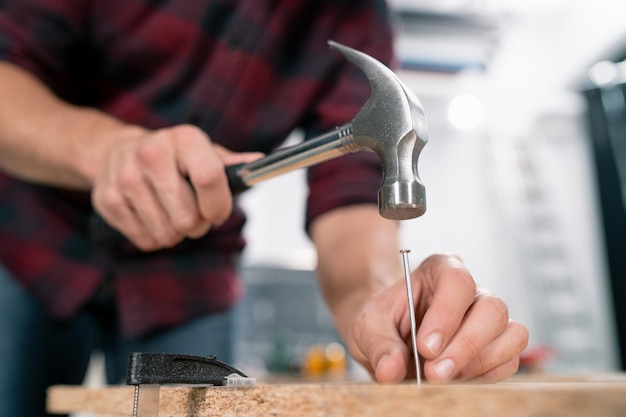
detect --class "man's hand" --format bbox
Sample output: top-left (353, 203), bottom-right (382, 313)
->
top-left (310, 205), bottom-right (529, 384)
top-left (91, 124), bottom-right (263, 251)
top-left (346, 254), bottom-right (529, 384)
top-left (0, 63), bottom-right (263, 251)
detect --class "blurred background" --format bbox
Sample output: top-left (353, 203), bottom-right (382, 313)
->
top-left (233, 0), bottom-right (626, 380)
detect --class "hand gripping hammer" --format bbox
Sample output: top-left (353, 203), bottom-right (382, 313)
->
top-left (90, 41), bottom-right (428, 244)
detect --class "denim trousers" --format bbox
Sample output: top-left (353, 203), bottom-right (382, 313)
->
top-left (0, 264), bottom-right (234, 417)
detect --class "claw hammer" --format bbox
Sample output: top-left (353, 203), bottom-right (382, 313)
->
top-left (90, 41), bottom-right (428, 244)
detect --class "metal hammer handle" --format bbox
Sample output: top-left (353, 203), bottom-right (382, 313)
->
top-left (89, 124), bottom-right (357, 245)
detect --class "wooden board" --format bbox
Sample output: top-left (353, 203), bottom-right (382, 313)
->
top-left (47, 374), bottom-right (626, 417)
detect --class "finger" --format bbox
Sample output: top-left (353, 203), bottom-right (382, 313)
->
top-left (374, 347), bottom-right (410, 383)
top-left (182, 143), bottom-right (232, 225)
top-left (137, 127), bottom-right (212, 237)
top-left (212, 142), bottom-right (265, 165)
top-left (124, 186), bottom-right (182, 248)
top-left (115, 159), bottom-right (183, 248)
top-left (423, 293), bottom-right (510, 384)
top-left (415, 254), bottom-right (476, 359)
top-left (91, 145), bottom-right (167, 250)
top-left (169, 126), bottom-right (234, 227)
top-left (463, 356), bottom-right (521, 383)
top-left (92, 185), bottom-right (159, 250)
top-left (456, 320), bottom-right (529, 382)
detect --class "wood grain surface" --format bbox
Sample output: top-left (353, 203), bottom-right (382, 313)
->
top-left (47, 374), bottom-right (626, 417)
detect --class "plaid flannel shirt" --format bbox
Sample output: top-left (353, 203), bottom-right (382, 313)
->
top-left (0, 0), bottom-right (394, 336)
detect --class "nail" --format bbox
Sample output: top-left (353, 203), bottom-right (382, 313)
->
top-left (425, 332), bottom-right (443, 355)
top-left (433, 359), bottom-right (456, 382)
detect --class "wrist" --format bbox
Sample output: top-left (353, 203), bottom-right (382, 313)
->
top-left (76, 112), bottom-right (149, 187)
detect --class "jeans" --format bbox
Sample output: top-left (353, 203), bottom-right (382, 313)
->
top-left (0, 264), bottom-right (234, 417)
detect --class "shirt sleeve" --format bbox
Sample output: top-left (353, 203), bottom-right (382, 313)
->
top-left (304, 0), bottom-right (397, 231)
top-left (0, 0), bottom-right (88, 91)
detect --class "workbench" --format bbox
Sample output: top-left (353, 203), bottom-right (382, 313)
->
top-left (47, 373), bottom-right (626, 416)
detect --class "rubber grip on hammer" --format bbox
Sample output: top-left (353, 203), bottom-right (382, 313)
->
top-left (225, 162), bottom-right (250, 196)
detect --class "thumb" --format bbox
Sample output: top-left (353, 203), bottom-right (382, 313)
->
top-left (212, 143), bottom-right (264, 166)
top-left (374, 345), bottom-right (410, 383)
top-left (351, 305), bottom-right (411, 383)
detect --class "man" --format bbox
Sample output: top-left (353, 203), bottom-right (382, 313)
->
top-left (0, 1), bottom-right (528, 416)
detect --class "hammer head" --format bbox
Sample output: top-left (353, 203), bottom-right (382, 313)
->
top-left (330, 41), bottom-right (428, 221)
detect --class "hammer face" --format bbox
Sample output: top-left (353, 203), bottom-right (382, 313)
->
top-left (379, 181), bottom-right (426, 220)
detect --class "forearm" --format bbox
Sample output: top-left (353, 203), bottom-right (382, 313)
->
top-left (0, 62), bottom-right (144, 189)
top-left (310, 204), bottom-right (403, 339)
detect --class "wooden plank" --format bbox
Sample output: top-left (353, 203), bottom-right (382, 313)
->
top-left (47, 375), bottom-right (626, 417)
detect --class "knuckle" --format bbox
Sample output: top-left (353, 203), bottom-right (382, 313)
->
top-left (469, 354), bottom-right (488, 378)
top-left (461, 277), bottom-right (478, 298)
top-left (200, 197), bottom-right (232, 224)
top-left (136, 140), bottom-right (167, 171)
top-left (426, 254), bottom-right (476, 294)
top-left (215, 200), bottom-right (233, 221)
top-left (95, 188), bottom-right (125, 212)
top-left (483, 297), bottom-right (510, 326)
top-left (508, 355), bottom-right (521, 375)
top-left (152, 230), bottom-right (183, 250)
top-left (459, 335), bottom-right (482, 360)
top-left (192, 167), bottom-right (223, 188)
top-left (174, 123), bottom-right (204, 137)
top-left (126, 229), bottom-right (159, 252)
top-left (134, 238), bottom-right (159, 252)
top-left (445, 257), bottom-right (475, 287)
top-left (117, 164), bottom-right (143, 190)
top-left (161, 233), bottom-right (184, 248)
top-left (466, 357), bottom-right (519, 383)
top-left (428, 253), bottom-right (466, 270)
top-left (170, 124), bottom-right (206, 147)
top-left (489, 357), bottom-right (520, 382)
top-left (186, 221), bottom-right (212, 239)
top-left (458, 355), bottom-right (487, 380)
top-left (173, 212), bottom-right (200, 232)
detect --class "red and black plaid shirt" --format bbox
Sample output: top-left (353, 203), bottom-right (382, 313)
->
top-left (0, 0), bottom-right (394, 336)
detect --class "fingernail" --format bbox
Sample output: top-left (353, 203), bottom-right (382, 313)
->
top-left (433, 359), bottom-right (456, 382)
top-left (425, 332), bottom-right (443, 355)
